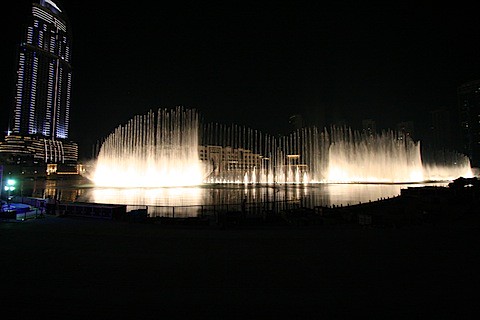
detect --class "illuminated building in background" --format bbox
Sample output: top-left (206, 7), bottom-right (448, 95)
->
top-left (0, 135), bottom-right (78, 164)
top-left (1, 0), bottom-right (77, 171)
top-left (13, 0), bottom-right (72, 139)
top-left (199, 145), bottom-right (264, 182)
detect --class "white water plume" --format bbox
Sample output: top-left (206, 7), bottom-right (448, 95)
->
top-left (91, 108), bottom-right (472, 187)
top-left (93, 107), bottom-right (206, 187)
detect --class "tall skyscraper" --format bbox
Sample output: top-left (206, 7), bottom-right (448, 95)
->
top-left (13, 0), bottom-right (72, 139)
top-left (458, 79), bottom-right (480, 168)
top-left (0, 0), bottom-right (77, 172)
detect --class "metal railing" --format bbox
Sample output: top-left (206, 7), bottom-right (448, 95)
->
top-left (126, 199), bottom-right (302, 219)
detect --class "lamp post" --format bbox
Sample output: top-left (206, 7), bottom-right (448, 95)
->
top-left (4, 179), bottom-right (16, 210)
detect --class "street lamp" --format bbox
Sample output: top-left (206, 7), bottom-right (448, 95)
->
top-left (4, 179), bottom-right (16, 209)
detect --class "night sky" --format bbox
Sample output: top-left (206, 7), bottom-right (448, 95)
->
top-left (2, 1), bottom-right (480, 159)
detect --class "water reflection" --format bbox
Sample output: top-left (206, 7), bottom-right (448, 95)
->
top-left (19, 178), bottom-right (86, 203)
top-left (17, 178), bottom-right (447, 209)
top-left (90, 187), bottom-right (204, 206)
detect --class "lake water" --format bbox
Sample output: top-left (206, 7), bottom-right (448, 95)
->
top-left (14, 177), bottom-right (448, 217)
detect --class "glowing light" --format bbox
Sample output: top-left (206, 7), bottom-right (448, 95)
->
top-left (4, 179), bottom-right (16, 191)
top-left (45, 0), bottom-right (62, 12)
top-left (92, 107), bottom-right (207, 187)
top-left (91, 108), bottom-right (472, 187)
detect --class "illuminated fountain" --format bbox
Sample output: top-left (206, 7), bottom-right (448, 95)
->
top-left (325, 127), bottom-right (423, 183)
top-left (321, 127), bottom-right (471, 182)
top-left (92, 107), bottom-right (473, 187)
top-left (201, 124), bottom-right (472, 184)
top-left (324, 127), bottom-right (473, 182)
top-left (92, 107), bottom-right (206, 187)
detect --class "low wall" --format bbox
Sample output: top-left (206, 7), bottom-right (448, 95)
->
top-left (57, 203), bottom-right (127, 220)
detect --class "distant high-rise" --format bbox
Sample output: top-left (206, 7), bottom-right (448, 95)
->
top-left (12, 0), bottom-right (72, 139)
top-left (0, 0), bottom-right (77, 170)
top-left (458, 80), bottom-right (480, 167)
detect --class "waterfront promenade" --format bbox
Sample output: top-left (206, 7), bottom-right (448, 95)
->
top-left (1, 212), bottom-right (479, 319)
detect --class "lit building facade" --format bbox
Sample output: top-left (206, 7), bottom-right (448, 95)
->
top-left (1, 0), bottom-right (77, 169)
top-left (0, 135), bottom-right (77, 164)
top-left (13, 0), bottom-right (72, 139)
top-left (458, 80), bottom-right (480, 167)
top-left (199, 145), bottom-right (263, 179)
top-left (198, 145), bottom-right (308, 183)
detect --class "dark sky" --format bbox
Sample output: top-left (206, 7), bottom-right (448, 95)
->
top-left (2, 0), bottom-right (480, 159)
